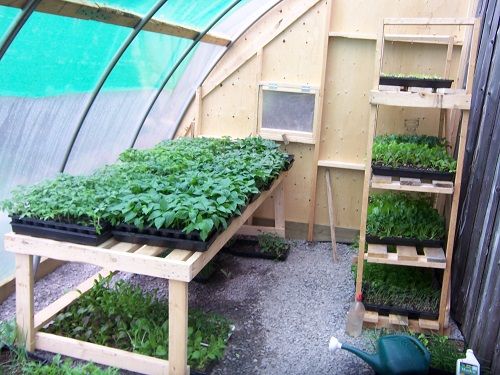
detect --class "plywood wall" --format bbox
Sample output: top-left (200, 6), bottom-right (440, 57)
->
top-left (178, 0), bottom-right (474, 240)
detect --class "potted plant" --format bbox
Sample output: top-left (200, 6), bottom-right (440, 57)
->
top-left (224, 233), bottom-right (290, 261)
top-left (372, 135), bottom-right (456, 181)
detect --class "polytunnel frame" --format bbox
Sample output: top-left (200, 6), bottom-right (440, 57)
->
top-left (129, 0), bottom-right (243, 147)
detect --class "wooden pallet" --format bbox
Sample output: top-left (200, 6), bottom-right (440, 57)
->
top-left (363, 311), bottom-right (443, 332)
top-left (366, 244), bottom-right (446, 269)
top-left (371, 175), bottom-right (454, 194)
top-left (369, 89), bottom-right (471, 110)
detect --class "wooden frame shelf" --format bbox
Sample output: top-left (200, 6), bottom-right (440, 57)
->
top-left (364, 311), bottom-right (441, 332)
top-left (365, 244), bottom-right (446, 269)
top-left (370, 175), bottom-right (454, 194)
top-left (5, 172), bottom-right (288, 375)
top-left (369, 90), bottom-right (471, 110)
top-left (356, 17), bottom-right (481, 334)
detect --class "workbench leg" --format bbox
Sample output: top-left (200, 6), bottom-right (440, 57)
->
top-left (274, 181), bottom-right (285, 238)
top-left (15, 254), bottom-right (35, 352)
top-left (169, 280), bottom-right (189, 375)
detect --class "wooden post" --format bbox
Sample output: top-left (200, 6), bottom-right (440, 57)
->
top-left (169, 280), bottom-right (189, 375)
top-left (274, 180), bottom-right (285, 238)
top-left (325, 170), bottom-right (338, 262)
top-left (306, 0), bottom-right (333, 241)
top-left (194, 87), bottom-right (202, 137)
top-left (15, 253), bottom-right (35, 352)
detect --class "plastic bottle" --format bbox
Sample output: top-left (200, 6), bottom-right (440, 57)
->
top-left (346, 293), bottom-right (365, 337)
top-left (456, 349), bottom-right (480, 375)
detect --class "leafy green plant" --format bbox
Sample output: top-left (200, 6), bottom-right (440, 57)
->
top-left (43, 276), bottom-right (232, 371)
top-left (20, 355), bottom-right (119, 375)
top-left (380, 72), bottom-right (446, 80)
top-left (372, 134), bottom-right (456, 173)
top-left (353, 262), bottom-right (441, 313)
top-left (419, 334), bottom-right (465, 372)
top-left (1, 137), bottom-right (290, 241)
top-left (258, 233), bottom-right (289, 260)
top-left (367, 192), bottom-right (445, 241)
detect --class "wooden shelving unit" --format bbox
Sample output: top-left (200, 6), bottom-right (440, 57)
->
top-left (356, 18), bottom-right (480, 333)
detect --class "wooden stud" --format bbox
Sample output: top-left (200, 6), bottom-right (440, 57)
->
top-left (317, 160), bottom-right (365, 171)
top-left (389, 314), bottom-right (409, 326)
top-left (400, 177), bottom-right (422, 186)
top-left (419, 318), bottom-right (440, 331)
top-left (325, 170), bottom-right (338, 262)
top-left (36, 332), bottom-right (171, 375)
top-left (306, 0), bottom-right (334, 241)
top-left (274, 181), bottom-right (286, 238)
top-left (15, 254), bottom-right (34, 351)
top-left (364, 311), bottom-right (379, 323)
top-left (367, 244), bottom-right (388, 258)
top-left (194, 87), bottom-right (202, 137)
top-left (0, 0), bottom-right (231, 46)
top-left (169, 280), bottom-right (189, 375)
top-left (423, 247), bottom-right (446, 263)
top-left (433, 180), bottom-right (454, 188)
top-left (371, 174), bottom-right (392, 184)
top-left (397, 246), bottom-right (419, 261)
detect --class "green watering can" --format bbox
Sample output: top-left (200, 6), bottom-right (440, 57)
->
top-left (329, 335), bottom-right (431, 375)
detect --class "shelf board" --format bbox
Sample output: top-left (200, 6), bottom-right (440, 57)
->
top-left (371, 175), bottom-right (454, 194)
top-left (370, 89), bottom-right (471, 110)
top-left (365, 243), bottom-right (446, 269)
top-left (364, 311), bottom-right (440, 331)
top-left (317, 159), bottom-right (365, 170)
top-left (329, 32), bottom-right (463, 45)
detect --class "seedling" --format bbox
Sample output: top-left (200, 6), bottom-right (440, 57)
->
top-left (258, 233), bottom-right (289, 260)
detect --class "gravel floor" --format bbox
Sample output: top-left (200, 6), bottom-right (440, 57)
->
top-left (0, 241), bottom-right (375, 374)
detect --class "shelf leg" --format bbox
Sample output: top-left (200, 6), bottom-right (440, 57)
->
top-left (169, 280), bottom-right (189, 375)
top-left (15, 253), bottom-right (35, 352)
top-left (274, 181), bottom-right (285, 238)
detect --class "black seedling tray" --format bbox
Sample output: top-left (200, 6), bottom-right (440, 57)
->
top-left (372, 164), bottom-right (455, 181)
top-left (224, 238), bottom-right (289, 261)
top-left (10, 216), bottom-right (112, 246)
top-left (366, 235), bottom-right (444, 248)
top-left (113, 224), bottom-right (218, 252)
top-left (379, 76), bottom-right (453, 90)
top-left (364, 302), bottom-right (438, 320)
top-left (284, 154), bottom-right (295, 171)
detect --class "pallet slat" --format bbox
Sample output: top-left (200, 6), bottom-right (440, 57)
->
top-left (371, 175), bottom-right (454, 194)
top-left (365, 251), bottom-right (446, 269)
top-left (364, 312), bottom-right (441, 332)
top-left (367, 244), bottom-right (388, 258)
top-left (397, 246), bottom-right (419, 261)
top-left (423, 247), bottom-right (446, 263)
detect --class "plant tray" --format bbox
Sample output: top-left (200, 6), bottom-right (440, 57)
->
top-left (284, 154), bottom-right (295, 171)
top-left (366, 235), bottom-right (444, 248)
top-left (379, 76), bottom-right (453, 90)
top-left (223, 238), bottom-right (289, 261)
top-left (193, 263), bottom-right (219, 283)
top-left (364, 302), bottom-right (438, 320)
top-left (112, 224), bottom-right (218, 252)
top-left (10, 216), bottom-right (112, 246)
top-left (372, 164), bottom-right (455, 181)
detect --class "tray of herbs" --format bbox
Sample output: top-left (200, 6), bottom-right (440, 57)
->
top-left (379, 73), bottom-right (453, 91)
top-left (372, 135), bottom-right (456, 181)
top-left (366, 192), bottom-right (446, 247)
top-left (43, 276), bottom-right (232, 373)
top-left (354, 262), bottom-right (441, 319)
top-left (224, 233), bottom-right (290, 261)
top-left (0, 174), bottom-right (114, 246)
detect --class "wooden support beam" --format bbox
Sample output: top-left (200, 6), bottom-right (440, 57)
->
top-left (1, 0), bottom-right (231, 46)
top-left (325, 170), bottom-right (338, 262)
top-left (383, 18), bottom-right (476, 26)
top-left (15, 253), bottom-right (35, 351)
top-left (274, 181), bottom-right (285, 238)
top-left (169, 280), bottom-right (188, 375)
top-left (36, 332), bottom-right (171, 375)
top-left (317, 160), bottom-right (365, 171)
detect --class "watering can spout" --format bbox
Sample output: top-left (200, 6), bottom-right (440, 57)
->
top-left (329, 337), bottom-right (383, 373)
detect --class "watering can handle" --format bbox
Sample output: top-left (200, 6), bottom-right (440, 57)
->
top-left (406, 336), bottom-right (431, 363)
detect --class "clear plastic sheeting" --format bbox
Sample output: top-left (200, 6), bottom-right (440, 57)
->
top-left (0, 0), bottom-right (280, 279)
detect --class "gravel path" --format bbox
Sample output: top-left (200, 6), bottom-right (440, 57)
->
top-left (0, 241), bottom-right (375, 374)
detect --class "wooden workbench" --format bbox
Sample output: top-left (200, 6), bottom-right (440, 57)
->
top-left (4, 172), bottom-right (287, 375)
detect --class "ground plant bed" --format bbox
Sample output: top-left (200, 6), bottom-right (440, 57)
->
top-left (224, 234), bottom-right (290, 261)
top-left (371, 164), bottom-right (455, 182)
top-left (365, 235), bottom-right (444, 248)
top-left (43, 278), bottom-right (233, 374)
top-left (379, 74), bottom-right (453, 91)
top-left (10, 216), bottom-right (112, 246)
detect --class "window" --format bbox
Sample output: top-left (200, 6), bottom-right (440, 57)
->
top-left (258, 82), bottom-right (319, 144)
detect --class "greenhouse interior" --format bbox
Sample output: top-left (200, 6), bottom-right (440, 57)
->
top-left (0, 0), bottom-right (498, 374)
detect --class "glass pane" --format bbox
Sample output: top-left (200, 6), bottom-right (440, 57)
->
top-left (262, 90), bottom-right (316, 132)
top-left (0, 6), bottom-right (20, 36)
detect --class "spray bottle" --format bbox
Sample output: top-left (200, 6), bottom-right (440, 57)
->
top-left (456, 349), bottom-right (480, 375)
